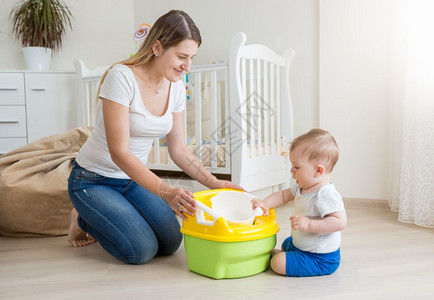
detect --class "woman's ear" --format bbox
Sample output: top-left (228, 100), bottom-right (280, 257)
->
top-left (314, 164), bottom-right (325, 177)
top-left (152, 40), bottom-right (162, 56)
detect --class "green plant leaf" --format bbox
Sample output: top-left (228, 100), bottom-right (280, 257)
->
top-left (10, 0), bottom-right (73, 53)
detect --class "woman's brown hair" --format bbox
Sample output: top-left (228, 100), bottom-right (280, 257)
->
top-left (97, 10), bottom-right (201, 96)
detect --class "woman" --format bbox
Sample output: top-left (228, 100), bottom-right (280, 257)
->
top-left (68, 10), bottom-right (241, 264)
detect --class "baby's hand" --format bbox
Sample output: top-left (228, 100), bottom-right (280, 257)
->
top-left (290, 215), bottom-right (311, 232)
top-left (251, 198), bottom-right (269, 216)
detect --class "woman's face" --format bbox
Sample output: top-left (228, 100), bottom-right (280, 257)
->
top-left (157, 39), bottom-right (198, 82)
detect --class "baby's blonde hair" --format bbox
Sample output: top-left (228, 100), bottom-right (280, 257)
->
top-left (290, 129), bottom-right (339, 172)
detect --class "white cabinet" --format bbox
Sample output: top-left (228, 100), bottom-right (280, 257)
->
top-left (0, 72), bottom-right (27, 153)
top-left (0, 71), bottom-right (78, 154)
top-left (25, 73), bottom-right (78, 143)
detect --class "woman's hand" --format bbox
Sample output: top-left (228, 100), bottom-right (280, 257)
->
top-left (212, 179), bottom-right (244, 191)
top-left (160, 184), bottom-right (196, 220)
top-left (251, 198), bottom-right (269, 216)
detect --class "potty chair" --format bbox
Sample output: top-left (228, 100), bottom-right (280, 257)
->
top-left (181, 189), bottom-right (280, 279)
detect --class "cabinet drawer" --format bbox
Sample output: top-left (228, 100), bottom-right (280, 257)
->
top-left (0, 73), bottom-right (25, 105)
top-left (0, 106), bottom-right (27, 137)
top-left (0, 137), bottom-right (27, 154)
top-left (26, 73), bottom-right (78, 143)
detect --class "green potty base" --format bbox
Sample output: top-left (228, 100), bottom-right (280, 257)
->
top-left (184, 234), bottom-right (276, 279)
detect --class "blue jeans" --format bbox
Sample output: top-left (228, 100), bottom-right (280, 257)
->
top-left (68, 161), bottom-right (182, 264)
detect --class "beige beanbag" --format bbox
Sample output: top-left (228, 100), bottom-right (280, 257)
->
top-left (0, 127), bottom-right (92, 237)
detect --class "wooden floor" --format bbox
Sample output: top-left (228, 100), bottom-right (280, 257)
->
top-left (1, 204), bottom-right (433, 300)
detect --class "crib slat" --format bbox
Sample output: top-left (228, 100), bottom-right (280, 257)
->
top-left (277, 67), bottom-right (281, 156)
top-left (270, 63), bottom-right (275, 155)
top-left (93, 82), bottom-right (101, 125)
top-left (264, 60), bottom-right (269, 156)
top-left (154, 137), bottom-right (160, 164)
top-left (210, 71), bottom-right (217, 169)
top-left (84, 83), bottom-right (91, 126)
top-left (241, 58), bottom-right (247, 133)
top-left (194, 72), bottom-right (202, 161)
top-left (241, 58), bottom-right (247, 101)
top-left (89, 83), bottom-right (95, 126)
top-left (240, 58), bottom-right (249, 159)
top-left (249, 59), bottom-right (255, 158)
top-left (82, 77), bottom-right (99, 126)
top-left (224, 67), bottom-right (230, 171)
top-left (256, 59), bottom-right (262, 156)
top-left (182, 73), bottom-right (188, 143)
top-left (216, 76), bottom-right (222, 140)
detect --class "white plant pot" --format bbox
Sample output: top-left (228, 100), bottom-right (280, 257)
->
top-left (22, 47), bottom-right (52, 71)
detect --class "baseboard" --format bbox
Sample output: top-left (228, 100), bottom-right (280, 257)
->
top-left (343, 197), bottom-right (390, 209)
top-left (157, 171), bottom-right (391, 210)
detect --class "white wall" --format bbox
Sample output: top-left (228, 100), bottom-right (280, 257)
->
top-left (0, 0), bottom-right (136, 71)
top-left (319, 0), bottom-right (392, 200)
top-left (1, 0), bottom-right (393, 200)
top-left (1, 0), bottom-right (317, 135)
top-left (133, 0), bottom-right (319, 136)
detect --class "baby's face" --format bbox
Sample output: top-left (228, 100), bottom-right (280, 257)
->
top-left (289, 147), bottom-right (317, 190)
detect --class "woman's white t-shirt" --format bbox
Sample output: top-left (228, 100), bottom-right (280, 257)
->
top-left (76, 64), bottom-right (186, 179)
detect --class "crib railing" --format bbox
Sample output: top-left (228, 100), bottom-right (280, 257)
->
top-left (147, 63), bottom-right (231, 174)
top-left (73, 59), bottom-right (110, 127)
top-left (239, 58), bottom-right (284, 158)
top-left (75, 60), bottom-right (232, 175)
top-left (75, 32), bottom-right (293, 193)
top-left (80, 75), bottom-right (102, 127)
top-left (229, 32), bottom-right (294, 191)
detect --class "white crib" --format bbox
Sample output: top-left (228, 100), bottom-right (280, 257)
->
top-left (74, 32), bottom-right (295, 193)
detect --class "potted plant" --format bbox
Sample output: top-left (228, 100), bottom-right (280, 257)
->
top-left (10, 0), bottom-right (73, 71)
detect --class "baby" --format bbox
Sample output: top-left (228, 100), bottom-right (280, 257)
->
top-left (252, 128), bottom-right (347, 277)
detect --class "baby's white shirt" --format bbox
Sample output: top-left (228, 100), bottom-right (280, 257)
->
top-left (289, 183), bottom-right (345, 253)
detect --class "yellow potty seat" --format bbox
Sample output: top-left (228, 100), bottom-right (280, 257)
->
top-left (181, 189), bottom-right (280, 279)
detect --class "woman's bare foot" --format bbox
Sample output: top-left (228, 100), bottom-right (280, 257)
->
top-left (67, 208), bottom-right (97, 247)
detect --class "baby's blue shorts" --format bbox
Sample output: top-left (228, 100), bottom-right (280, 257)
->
top-left (282, 237), bottom-right (341, 277)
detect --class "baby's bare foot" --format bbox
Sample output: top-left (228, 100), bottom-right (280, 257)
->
top-left (67, 208), bottom-right (97, 247)
top-left (271, 248), bottom-right (281, 257)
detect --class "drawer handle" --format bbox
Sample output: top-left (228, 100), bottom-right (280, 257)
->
top-left (0, 88), bottom-right (18, 91)
top-left (31, 88), bottom-right (46, 91)
top-left (0, 120), bottom-right (19, 124)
